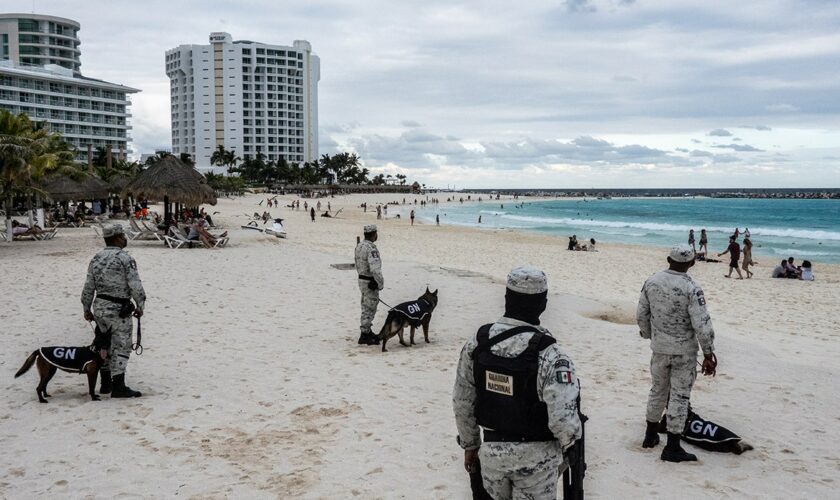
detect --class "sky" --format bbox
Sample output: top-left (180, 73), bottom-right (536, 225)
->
top-left (17, 0), bottom-right (840, 188)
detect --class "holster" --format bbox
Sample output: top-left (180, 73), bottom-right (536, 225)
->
top-left (118, 302), bottom-right (136, 318)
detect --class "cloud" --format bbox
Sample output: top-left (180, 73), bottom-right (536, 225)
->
top-left (690, 150), bottom-right (713, 157)
top-left (739, 125), bottom-right (772, 131)
top-left (765, 104), bottom-right (800, 112)
top-left (708, 129), bottom-right (733, 137)
top-left (713, 144), bottom-right (764, 152)
top-left (564, 0), bottom-right (596, 13)
top-left (401, 120), bottom-right (423, 128)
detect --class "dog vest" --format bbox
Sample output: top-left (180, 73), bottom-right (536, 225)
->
top-left (391, 298), bottom-right (433, 327)
top-left (39, 346), bottom-right (98, 373)
top-left (473, 324), bottom-right (556, 441)
top-left (681, 410), bottom-right (742, 451)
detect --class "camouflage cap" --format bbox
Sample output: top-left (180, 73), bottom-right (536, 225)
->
top-left (506, 266), bottom-right (548, 294)
top-left (669, 244), bottom-right (695, 263)
top-left (102, 224), bottom-right (125, 238)
top-left (364, 224), bottom-right (378, 234)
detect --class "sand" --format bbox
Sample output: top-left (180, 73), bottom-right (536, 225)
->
top-left (1, 192), bottom-right (838, 499)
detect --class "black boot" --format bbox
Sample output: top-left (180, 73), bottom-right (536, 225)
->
top-left (642, 420), bottom-right (660, 448)
top-left (357, 331), bottom-right (380, 345)
top-left (111, 374), bottom-right (142, 398)
top-left (99, 369), bottom-right (112, 394)
top-left (661, 432), bottom-right (697, 462)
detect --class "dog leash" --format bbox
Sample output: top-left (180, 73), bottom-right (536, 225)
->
top-left (132, 317), bottom-right (143, 355)
top-left (378, 298), bottom-right (395, 310)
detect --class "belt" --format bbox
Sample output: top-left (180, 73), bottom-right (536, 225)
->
top-left (358, 275), bottom-right (374, 281)
top-left (95, 294), bottom-right (131, 305)
top-left (483, 430), bottom-right (557, 443)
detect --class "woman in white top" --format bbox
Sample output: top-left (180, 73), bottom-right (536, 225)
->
top-left (800, 260), bottom-right (814, 281)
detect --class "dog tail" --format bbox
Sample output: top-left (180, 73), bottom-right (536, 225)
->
top-left (377, 310), bottom-right (397, 339)
top-left (14, 351), bottom-right (39, 378)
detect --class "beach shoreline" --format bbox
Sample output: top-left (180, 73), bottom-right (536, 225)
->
top-left (1, 191), bottom-right (837, 498)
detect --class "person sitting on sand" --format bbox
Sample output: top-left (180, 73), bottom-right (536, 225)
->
top-left (11, 220), bottom-right (43, 237)
top-left (320, 211), bottom-right (332, 218)
top-left (568, 235), bottom-right (578, 251)
top-left (800, 260), bottom-right (814, 281)
top-left (772, 260), bottom-right (787, 278)
top-left (784, 257), bottom-right (801, 279)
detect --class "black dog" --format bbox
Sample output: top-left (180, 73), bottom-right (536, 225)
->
top-left (378, 288), bottom-right (438, 352)
top-left (15, 326), bottom-right (112, 403)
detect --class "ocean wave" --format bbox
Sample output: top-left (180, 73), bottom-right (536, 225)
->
top-left (767, 248), bottom-right (835, 256)
top-left (480, 210), bottom-right (507, 215)
top-left (499, 215), bottom-right (840, 241)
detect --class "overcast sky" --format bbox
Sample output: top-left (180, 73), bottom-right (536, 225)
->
top-left (24, 0), bottom-right (840, 188)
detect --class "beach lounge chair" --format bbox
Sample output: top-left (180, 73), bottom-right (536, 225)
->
top-left (128, 218), bottom-right (162, 241)
top-left (165, 226), bottom-right (229, 249)
top-left (265, 219), bottom-right (287, 238)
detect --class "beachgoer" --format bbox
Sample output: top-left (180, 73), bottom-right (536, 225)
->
top-left (741, 238), bottom-right (755, 278)
top-left (800, 260), bottom-right (814, 281)
top-left (718, 236), bottom-right (744, 279)
top-left (377, 205), bottom-right (382, 220)
top-left (355, 224), bottom-right (383, 345)
top-left (772, 260), bottom-right (786, 278)
top-left (637, 244), bottom-right (717, 462)
top-left (744, 228), bottom-right (750, 238)
top-left (410, 209), bottom-right (415, 226)
top-left (568, 235), bottom-right (578, 251)
top-left (310, 207), bottom-right (315, 222)
top-left (80, 224), bottom-right (145, 398)
top-left (698, 229), bottom-right (708, 258)
top-left (478, 215), bottom-right (482, 224)
top-left (688, 229), bottom-right (696, 253)
top-left (453, 267), bottom-right (582, 499)
top-left (317, 201), bottom-right (321, 211)
top-left (784, 257), bottom-right (800, 279)
top-left (733, 228), bottom-right (740, 240)
top-left (588, 238), bottom-right (597, 252)
top-left (436, 214), bottom-right (440, 226)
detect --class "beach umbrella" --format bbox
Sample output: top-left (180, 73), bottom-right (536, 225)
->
top-left (42, 174), bottom-right (111, 202)
top-left (122, 155), bottom-right (216, 224)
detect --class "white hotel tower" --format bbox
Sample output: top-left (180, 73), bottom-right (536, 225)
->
top-left (0, 13), bottom-right (139, 161)
top-left (166, 32), bottom-right (320, 168)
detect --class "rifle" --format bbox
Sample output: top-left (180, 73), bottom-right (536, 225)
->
top-left (562, 386), bottom-right (588, 500)
top-left (469, 458), bottom-right (493, 500)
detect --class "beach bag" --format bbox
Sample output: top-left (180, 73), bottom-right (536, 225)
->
top-left (659, 409), bottom-right (746, 453)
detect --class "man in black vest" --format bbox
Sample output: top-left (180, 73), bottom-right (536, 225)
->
top-left (453, 267), bottom-right (582, 499)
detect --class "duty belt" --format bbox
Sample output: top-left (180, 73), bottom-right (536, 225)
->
top-left (358, 275), bottom-right (375, 281)
top-left (483, 429), bottom-right (557, 443)
top-left (95, 294), bottom-right (131, 305)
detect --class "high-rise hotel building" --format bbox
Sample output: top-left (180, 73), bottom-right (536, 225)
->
top-left (166, 32), bottom-right (319, 167)
top-left (0, 14), bottom-right (139, 161)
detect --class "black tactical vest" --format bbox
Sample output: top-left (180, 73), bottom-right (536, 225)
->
top-left (473, 324), bottom-right (556, 441)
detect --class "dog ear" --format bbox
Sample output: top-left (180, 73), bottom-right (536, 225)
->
top-left (425, 285), bottom-right (430, 293)
top-left (433, 289), bottom-right (438, 296)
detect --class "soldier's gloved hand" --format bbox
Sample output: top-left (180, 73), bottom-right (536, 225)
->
top-left (368, 280), bottom-right (378, 290)
top-left (84, 310), bottom-right (94, 322)
top-left (702, 353), bottom-right (717, 377)
top-left (133, 307), bottom-right (143, 318)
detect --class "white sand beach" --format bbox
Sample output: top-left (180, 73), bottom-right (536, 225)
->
top-left (1, 192), bottom-right (838, 498)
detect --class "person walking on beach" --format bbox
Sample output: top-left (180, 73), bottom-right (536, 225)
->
top-left (718, 236), bottom-right (744, 279)
top-left (355, 225), bottom-right (383, 345)
top-left (410, 209), bottom-right (415, 226)
top-left (81, 224), bottom-right (145, 398)
top-left (688, 229), bottom-right (696, 253)
top-left (436, 214), bottom-right (440, 226)
top-left (698, 229), bottom-right (708, 258)
top-left (637, 245), bottom-right (717, 462)
top-left (453, 267), bottom-right (582, 499)
top-left (742, 238), bottom-right (755, 279)
top-left (377, 205), bottom-right (382, 220)
top-left (310, 207), bottom-right (316, 222)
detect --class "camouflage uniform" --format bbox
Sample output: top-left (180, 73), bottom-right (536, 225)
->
top-left (81, 246), bottom-right (146, 376)
top-left (637, 268), bottom-right (715, 434)
top-left (454, 267), bottom-right (582, 499)
top-left (354, 234), bottom-right (383, 335)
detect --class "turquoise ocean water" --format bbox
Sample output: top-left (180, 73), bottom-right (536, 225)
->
top-left (404, 198), bottom-right (840, 264)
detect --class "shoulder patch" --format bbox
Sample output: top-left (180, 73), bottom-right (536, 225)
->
top-left (696, 289), bottom-right (706, 306)
top-left (556, 371), bottom-right (573, 384)
top-left (371, 249), bottom-right (380, 259)
top-left (554, 358), bottom-right (570, 369)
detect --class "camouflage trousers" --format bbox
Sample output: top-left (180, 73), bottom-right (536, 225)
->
top-left (93, 300), bottom-right (133, 377)
top-left (646, 353), bottom-right (697, 434)
top-left (358, 281), bottom-right (379, 334)
top-left (479, 441), bottom-right (565, 500)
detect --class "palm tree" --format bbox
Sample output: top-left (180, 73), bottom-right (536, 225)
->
top-left (0, 110), bottom-right (77, 240)
top-left (210, 145), bottom-right (240, 172)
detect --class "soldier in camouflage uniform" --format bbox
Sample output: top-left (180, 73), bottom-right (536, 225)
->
top-left (453, 267), bottom-right (582, 499)
top-left (355, 224), bottom-right (383, 345)
top-left (81, 224), bottom-right (146, 398)
top-left (637, 244), bottom-right (717, 462)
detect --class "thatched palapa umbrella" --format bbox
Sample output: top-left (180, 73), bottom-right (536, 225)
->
top-left (122, 155), bottom-right (216, 224)
top-left (42, 174), bottom-right (111, 202)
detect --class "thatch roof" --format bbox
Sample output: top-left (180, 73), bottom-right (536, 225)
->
top-left (108, 175), bottom-right (133, 191)
top-left (122, 155), bottom-right (217, 206)
top-left (42, 174), bottom-right (111, 202)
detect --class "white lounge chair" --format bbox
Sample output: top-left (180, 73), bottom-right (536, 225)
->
top-left (265, 219), bottom-right (287, 238)
top-left (128, 218), bottom-right (162, 241)
top-left (165, 226), bottom-right (229, 249)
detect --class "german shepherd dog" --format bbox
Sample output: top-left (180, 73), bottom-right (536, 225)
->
top-left (14, 326), bottom-right (112, 403)
top-left (378, 288), bottom-right (438, 352)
